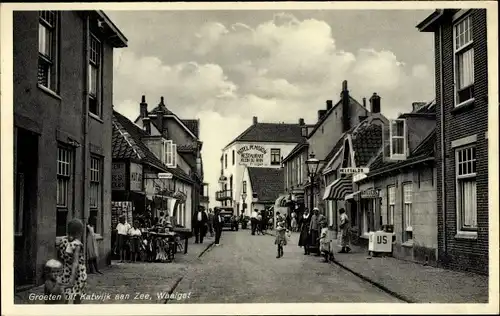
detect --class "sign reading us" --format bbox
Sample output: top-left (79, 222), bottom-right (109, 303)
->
top-left (237, 145), bottom-right (268, 166)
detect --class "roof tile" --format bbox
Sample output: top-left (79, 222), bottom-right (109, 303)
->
top-left (227, 122), bottom-right (306, 147)
top-left (248, 167), bottom-right (284, 203)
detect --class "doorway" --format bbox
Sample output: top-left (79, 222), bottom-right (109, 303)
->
top-left (14, 127), bottom-right (39, 288)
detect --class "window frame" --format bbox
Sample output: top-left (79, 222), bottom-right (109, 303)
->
top-left (270, 148), bottom-right (281, 166)
top-left (88, 33), bottom-right (103, 118)
top-left (455, 145), bottom-right (477, 232)
top-left (162, 140), bottom-right (174, 166)
top-left (453, 12), bottom-right (475, 107)
top-left (38, 10), bottom-right (59, 92)
top-left (389, 119), bottom-right (407, 160)
top-left (56, 146), bottom-right (74, 237)
top-left (402, 182), bottom-right (413, 242)
top-left (224, 153), bottom-right (227, 169)
top-left (387, 185), bottom-right (395, 225)
top-left (89, 156), bottom-right (102, 233)
top-left (232, 150), bottom-right (235, 165)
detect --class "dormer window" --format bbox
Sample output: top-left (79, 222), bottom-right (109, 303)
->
top-left (162, 139), bottom-right (177, 167)
top-left (389, 119), bottom-right (407, 160)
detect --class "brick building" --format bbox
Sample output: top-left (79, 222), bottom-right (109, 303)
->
top-left (13, 10), bottom-right (127, 289)
top-left (417, 9), bottom-right (489, 275)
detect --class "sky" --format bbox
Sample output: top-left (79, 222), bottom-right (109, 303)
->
top-left (107, 9), bottom-right (436, 207)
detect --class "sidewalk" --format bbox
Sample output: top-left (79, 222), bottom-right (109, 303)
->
top-left (265, 230), bottom-right (488, 303)
top-left (15, 238), bottom-right (214, 304)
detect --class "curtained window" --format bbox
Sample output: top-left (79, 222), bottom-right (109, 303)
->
top-left (403, 183), bottom-right (413, 241)
top-left (387, 186), bottom-right (395, 225)
top-left (454, 13), bottom-right (475, 106)
top-left (456, 146), bottom-right (477, 231)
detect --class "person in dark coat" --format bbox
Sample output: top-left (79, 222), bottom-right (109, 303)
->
top-left (193, 206), bottom-right (208, 244)
top-left (298, 208), bottom-right (312, 255)
top-left (213, 208), bottom-right (224, 246)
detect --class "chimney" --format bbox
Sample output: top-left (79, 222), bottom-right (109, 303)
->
top-left (253, 116), bottom-right (258, 125)
top-left (156, 97), bottom-right (164, 135)
top-left (412, 102), bottom-right (427, 113)
top-left (298, 118), bottom-right (305, 126)
top-left (140, 95), bottom-right (148, 118)
top-left (326, 100), bottom-right (333, 111)
top-left (318, 110), bottom-right (327, 121)
top-left (370, 93), bottom-right (381, 114)
top-left (341, 80), bottom-right (350, 132)
top-left (363, 97), bottom-right (367, 108)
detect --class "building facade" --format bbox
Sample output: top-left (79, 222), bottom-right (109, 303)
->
top-left (133, 96), bottom-right (205, 231)
top-left (13, 10), bottom-right (127, 288)
top-left (418, 9), bottom-right (489, 275)
top-left (241, 167), bottom-right (284, 214)
top-left (217, 116), bottom-right (306, 216)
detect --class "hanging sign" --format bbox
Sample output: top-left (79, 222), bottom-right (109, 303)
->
top-left (361, 189), bottom-right (379, 199)
top-left (130, 163), bottom-right (143, 191)
top-left (340, 167), bottom-right (369, 174)
top-left (112, 162), bottom-right (126, 190)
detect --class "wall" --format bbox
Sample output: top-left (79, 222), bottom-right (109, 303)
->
top-left (238, 166), bottom-right (254, 216)
top-left (221, 141), bottom-right (297, 211)
top-left (284, 149), bottom-right (307, 192)
top-left (434, 9), bottom-right (488, 275)
top-left (13, 11), bottom-right (116, 285)
top-left (374, 166), bottom-right (438, 265)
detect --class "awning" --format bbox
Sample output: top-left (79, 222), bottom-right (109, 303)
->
top-left (275, 194), bottom-right (288, 207)
top-left (323, 177), bottom-right (353, 200)
top-left (345, 191), bottom-right (361, 201)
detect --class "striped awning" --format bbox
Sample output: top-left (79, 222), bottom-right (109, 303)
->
top-left (345, 191), bottom-right (361, 201)
top-left (322, 177), bottom-right (353, 200)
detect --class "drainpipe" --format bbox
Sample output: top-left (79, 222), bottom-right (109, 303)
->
top-left (81, 14), bottom-right (90, 258)
top-left (439, 25), bottom-right (447, 256)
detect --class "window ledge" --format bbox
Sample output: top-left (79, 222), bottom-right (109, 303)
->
top-left (89, 112), bottom-right (104, 123)
top-left (452, 98), bottom-right (475, 114)
top-left (38, 84), bottom-right (61, 100)
top-left (402, 240), bottom-right (414, 248)
top-left (454, 231), bottom-right (478, 240)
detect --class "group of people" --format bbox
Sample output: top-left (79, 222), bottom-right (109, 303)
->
top-left (192, 207), bottom-right (224, 246)
top-left (250, 209), bottom-right (269, 235)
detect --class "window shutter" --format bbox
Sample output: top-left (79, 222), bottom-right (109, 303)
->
top-left (171, 144), bottom-right (177, 167)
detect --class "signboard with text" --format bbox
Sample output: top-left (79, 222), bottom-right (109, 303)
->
top-left (340, 167), bottom-right (369, 174)
top-left (112, 162), bottom-right (126, 190)
top-left (237, 145), bottom-right (268, 167)
top-left (130, 163), bottom-right (143, 192)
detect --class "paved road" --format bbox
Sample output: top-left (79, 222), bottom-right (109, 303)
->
top-left (172, 230), bottom-right (402, 303)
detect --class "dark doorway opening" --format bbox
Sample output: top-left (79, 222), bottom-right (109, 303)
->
top-left (14, 127), bottom-right (39, 288)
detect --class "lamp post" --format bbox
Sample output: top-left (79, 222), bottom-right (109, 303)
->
top-left (241, 193), bottom-right (247, 215)
top-left (306, 152), bottom-right (320, 212)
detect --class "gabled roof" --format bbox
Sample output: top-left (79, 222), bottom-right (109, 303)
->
top-left (181, 119), bottom-right (199, 138)
top-left (225, 122), bottom-right (305, 149)
top-left (308, 96), bottom-right (364, 139)
top-left (248, 167), bottom-right (284, 204)
top-left (112, 111), bottom-right (194, 184)
top-left (367, 129), bottom-right (436, 178)
top-left (282, 138), bottom-right (308, 163)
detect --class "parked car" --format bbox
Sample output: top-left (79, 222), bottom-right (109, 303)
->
top-left (214, 207), bottom-right (235, 231)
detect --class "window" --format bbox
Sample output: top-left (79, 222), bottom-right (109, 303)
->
top-left (162, 140), bottom-right (175, 167)
top-left (387, 186), bottom-right (395, 225)
top-left (454, 13), bottom-right (474, 105)
top-left (224, 154), bottom-right (227, 169)
top-left (38, 11), bottom-right (59, 91)
top-left (89, 34), bottom-right (102, 116)
top-left (89, 156), bottom-right (101, 233)
top-left (271, 148), bottom-right (281, 165)
top-left (456, 146), bottom-right (477, 231)
top-left (232, 150), bottom-right (235, 165)
top-left (403, 183), bottom-right (413, 241)
top-left (57, 147), bottom-right (73, 236)
top-left (389, 119), bottom-right (407, 159)
top-left (243, 181), bottom-right (247, 194)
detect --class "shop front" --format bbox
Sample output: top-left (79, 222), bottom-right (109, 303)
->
top-left (323, 176), bottom-right (353, 240)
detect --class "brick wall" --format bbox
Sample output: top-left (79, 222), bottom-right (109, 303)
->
top-left (435, 9), bottom-right (489, 275)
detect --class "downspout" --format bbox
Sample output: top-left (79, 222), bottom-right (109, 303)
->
top-left (439, 25), bottom-right (447, 256)
top-left (81, 14), bottom-right (90, 257)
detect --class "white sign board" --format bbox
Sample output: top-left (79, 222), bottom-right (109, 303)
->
top-left (340, 167), bottom-right (369, 174)
top-left (158, 173), bottom-right (173, 179)
top-left (368, 231), bottom-right (393, 253)
top-left (130, 163), bottom-right (143, 191)
top-left (353, 173), bottom-right (368, 183)
top-left (237, 145), bottom-right (268, 167)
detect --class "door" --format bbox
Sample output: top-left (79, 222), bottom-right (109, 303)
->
top-left (14, 127), bottom-right (39, 287)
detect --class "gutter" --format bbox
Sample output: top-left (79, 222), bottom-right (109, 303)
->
top-left (81, 15), bottom-right (90, 256)
top-left (417, 9), bottom-right (444, 32)
top-left (439, 25), bottom-right (448, 255)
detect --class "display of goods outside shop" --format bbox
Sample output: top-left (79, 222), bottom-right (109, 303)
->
top-left (111, 201), bottom-right (134, 227)
top-left (173, 190), bottom-right (187, 203)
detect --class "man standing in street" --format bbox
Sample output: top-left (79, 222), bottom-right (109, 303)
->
top-left (213, 208), bottom-right (224, 246)
top-left (193, 206), bottom-right (208, 244)
top-left (206, 208), bottom-right (214, 237)
top-left (250, 209), bottom-right (258, 235)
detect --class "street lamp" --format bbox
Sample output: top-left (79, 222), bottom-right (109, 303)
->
top-left (306, 152), bottom-right (320, 212)
top-left (241, 193), bottom-right (247, 215)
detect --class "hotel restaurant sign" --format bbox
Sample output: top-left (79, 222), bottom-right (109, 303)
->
top-left (112, 162), bottom-right (143, 191)
top-left (237, 145), bottom-right (268, 167)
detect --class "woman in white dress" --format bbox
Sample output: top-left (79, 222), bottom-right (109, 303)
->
top-left (86, 215), bottom-right (102, 274)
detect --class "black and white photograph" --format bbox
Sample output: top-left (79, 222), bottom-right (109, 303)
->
top-left (1, 1), bottom-right (498, 315)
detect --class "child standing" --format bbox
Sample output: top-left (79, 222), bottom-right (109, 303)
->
top-left (43, 259), bottom-right (66, 304)
top-left (116, 215), bottom-right (131, 263)
top-left (274, 213), bottom-right (290, 258)
top-left (57, 219), bottom-right (87, 304)
top-left (129, 221), bottom-right (142, 263)
top-left (319, 224), bottom-right (333, 263)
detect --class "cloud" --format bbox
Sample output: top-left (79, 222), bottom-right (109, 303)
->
top-left (112, 13), bottom-right (434, 207)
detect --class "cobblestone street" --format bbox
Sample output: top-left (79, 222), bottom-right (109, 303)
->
top-left (171, 230), bottom-right (401, 303)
